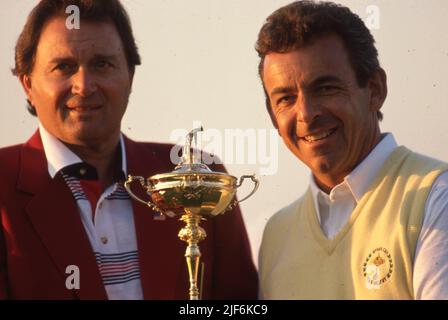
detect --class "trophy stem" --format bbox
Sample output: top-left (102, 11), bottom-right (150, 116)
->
top-left (178, 213), bottom-right (206, 300)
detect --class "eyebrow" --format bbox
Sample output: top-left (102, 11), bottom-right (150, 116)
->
top-left (270, 86), bottom-right (296, 97)
top-left (48, 54), bottom-right (119, 64)
top-left (270, 75), bottom-right (345, 96)
top-left (48, 57), bottom-right (74, 65)
top-left (91, 54), bottom-right (120, 61)
top-left (308, 75), bottom-right (345, 87)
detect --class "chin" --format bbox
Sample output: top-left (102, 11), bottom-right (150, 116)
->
top-left (308, 158), bottom-right (335, 176)
top-left (71, 128), bottom-right (106, 144)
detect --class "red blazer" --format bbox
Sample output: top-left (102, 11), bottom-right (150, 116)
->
top-left (0, 131), bottom-right (258, 299)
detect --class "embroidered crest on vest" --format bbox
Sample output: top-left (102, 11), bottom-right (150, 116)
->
top-left (363, 247), bottom-right (393, 289)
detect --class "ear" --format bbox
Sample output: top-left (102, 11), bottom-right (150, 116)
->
top-left (19, 74), bottom-right (33, 102)
top-left (368, 68), bottom-right (388, 113)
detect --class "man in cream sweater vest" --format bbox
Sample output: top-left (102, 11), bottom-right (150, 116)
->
top-left (255, 1), bottom-right (448, 299)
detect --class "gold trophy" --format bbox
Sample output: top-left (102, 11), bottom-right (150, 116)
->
top-left (124, 127), bottom-right (259, 300)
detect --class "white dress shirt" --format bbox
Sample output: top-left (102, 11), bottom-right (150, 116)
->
top-left (39, 124), bottom-right (143, 300)
top-left (310, 133), bottom-right (448, 299)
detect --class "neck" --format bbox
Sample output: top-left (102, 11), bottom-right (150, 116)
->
top-left (65, 136), bottom-right (121, 190)
top-left (315, 128), bottom-right (383, 194)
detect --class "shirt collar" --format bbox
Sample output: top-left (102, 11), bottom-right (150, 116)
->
top-left (344, 133), bottom-right (398, 202)
top-left (39, 123), bottom-right (127, 179)
top-left (310, 133), bottom-right (398, 208)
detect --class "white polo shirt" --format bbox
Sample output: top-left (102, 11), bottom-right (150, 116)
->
top-left (39, 124), bottom-right (143, 300)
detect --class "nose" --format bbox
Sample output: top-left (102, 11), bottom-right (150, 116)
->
top-left (295, 93), bottom-right (322, 123)
top-left (71, 67), bottom-right (97, 97)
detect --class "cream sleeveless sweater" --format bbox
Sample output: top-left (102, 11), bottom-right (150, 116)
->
top-left (259, 147), bottom-right (448, 299)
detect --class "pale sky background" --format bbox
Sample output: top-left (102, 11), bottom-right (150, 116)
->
top-left (1, 0), bottom-right (447, 268)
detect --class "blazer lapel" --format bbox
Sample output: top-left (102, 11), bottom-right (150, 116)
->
top-left (19, 131), bottom-right (107, 299)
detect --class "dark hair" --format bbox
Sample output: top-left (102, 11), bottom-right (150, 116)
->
top-left (12, 0), bottom-right (141, 116)
top-left (256, 0), bottom-right (383, 121)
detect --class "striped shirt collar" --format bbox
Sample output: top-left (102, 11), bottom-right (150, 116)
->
top-left (39, 123), bottom-right (127, 179)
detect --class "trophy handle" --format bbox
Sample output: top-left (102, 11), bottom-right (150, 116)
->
top-left (233, 174), bottom-right (259, 204)
top-left (124, 175), bottom-right (159, 211)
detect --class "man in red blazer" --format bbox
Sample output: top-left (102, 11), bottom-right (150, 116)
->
top-left (0, 0), bottom-right (257, 299)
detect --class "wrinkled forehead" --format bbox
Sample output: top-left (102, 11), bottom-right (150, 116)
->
top-left (263, 35), bottom-right (356, 86)
top-left (36, 16), bottom-right (124, 60)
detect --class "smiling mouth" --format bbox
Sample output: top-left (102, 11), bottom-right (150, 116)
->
top-left (67, 105), bottom-right (102, 112)
top-left (301, 128), bottom-right (337, 143)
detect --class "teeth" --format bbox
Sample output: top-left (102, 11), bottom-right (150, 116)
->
top-left (304, 130), bottom-right (333, 142)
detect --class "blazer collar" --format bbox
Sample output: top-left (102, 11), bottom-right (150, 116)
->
top-left (19, 130), bottom-right (107, 299)
top-left (18, 130), bottom-right (51, 195)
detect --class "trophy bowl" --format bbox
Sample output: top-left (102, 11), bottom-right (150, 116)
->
top-left (124, 127), bottom-right (258, 300)
top-left (147, 172), bottom-right (237, 217)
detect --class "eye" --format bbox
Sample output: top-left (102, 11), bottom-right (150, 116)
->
top-left (53, 63), bottom-right (76, 73)
top-left (276, 95), bottom-right (296, 107)
top-left (95, 60), bottom-right (113, 69)
top-left (316, 85), bottom-right (339, 95)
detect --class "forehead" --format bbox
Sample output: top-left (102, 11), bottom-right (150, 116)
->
top-left (263, 34), bottom-right (356, 87)
top-left (35, 16), bottom-right (124, 60)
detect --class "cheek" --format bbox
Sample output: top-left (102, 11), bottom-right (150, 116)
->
top-left (30, 81), bottom-right (68, 129)
top-left (32, 78), bottom-right (69, 108)
top-left (276, 111), bottom-right (302, 156)
top-left (324, 99), bottom-right (356, 131)
top-left (275, 110), bottom-right (296, 137)
top-left (104, 77), bottom-right (131, 104)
